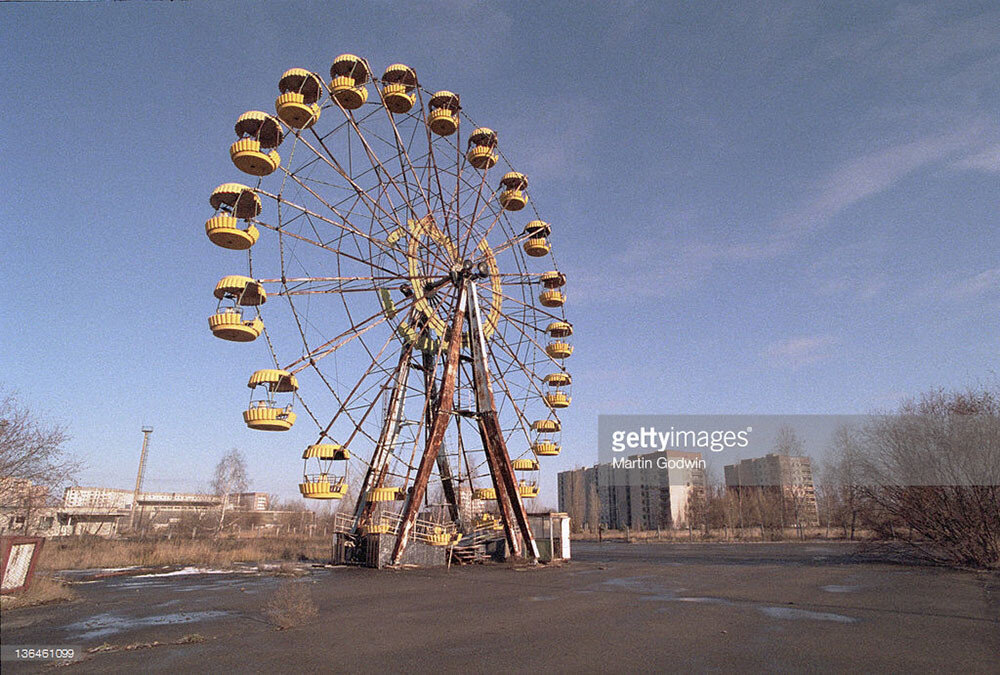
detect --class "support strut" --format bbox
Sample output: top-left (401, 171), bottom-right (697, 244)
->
top-left (467, 288), bottom-right (539, 560)
top-left (353, 341), bottom-right (414, 533)
top-left (390, 283), bottom-right (468, 564)
top-left (425, 350), bottom-right (461, 525)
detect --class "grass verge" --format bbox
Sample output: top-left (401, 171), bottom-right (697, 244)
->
top-left (39, 535), bottom-right (331, 571)
top-left (0, 575), bottom-right (77, 611)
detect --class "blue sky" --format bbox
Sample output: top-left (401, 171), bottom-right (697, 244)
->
top-left (2, 1), bottom-right (998, 503)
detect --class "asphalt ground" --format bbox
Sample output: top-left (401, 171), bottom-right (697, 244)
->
top-left (2, 541), bottom-right (997, 673)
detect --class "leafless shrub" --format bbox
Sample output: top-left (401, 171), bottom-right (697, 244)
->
top-left (264, 580), bottom-right (319, 629)
top-left (844, 387), bottom-right (1000, 569)
top-left (176, 633), bottom-right (207, 644)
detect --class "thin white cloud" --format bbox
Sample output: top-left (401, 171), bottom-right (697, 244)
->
top-left (953, 144), bottom-right (1000, 173)
top-left (774, 125), bottom-right (988, 238)
top-left (946, 268), bottom-right (1000, 299)
top-left (764, 335), bottom-right (839, 367)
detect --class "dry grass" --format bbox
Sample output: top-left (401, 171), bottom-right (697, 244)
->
top-left (0, 575), bottom-right (77, 611)
top-left (263, 580), bottom-right (319, 629)
top-left (38, 535), bottom-right (331, 571)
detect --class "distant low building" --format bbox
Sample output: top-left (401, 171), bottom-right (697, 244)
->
top-left (0, 487), bottom-right (274, 537)
top-left (63, 487), bottom-right (269, 512)
top-left (558, 451), bottom-right (706, 531)
top-left (723, 453), bottom-right (819, 527)
top-left (63, 486), bottom-right (132, 509)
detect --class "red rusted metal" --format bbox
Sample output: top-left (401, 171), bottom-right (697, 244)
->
top-left (467, 289), bottom-right (539, 560)
top-left (390, 283), bottom-right (468, 564)
top-left (426, 350), bottom-right (462, 524)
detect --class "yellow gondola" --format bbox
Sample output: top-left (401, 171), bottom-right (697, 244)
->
top-left (524, 238), bottom-right (551, 257)
top-left (275, 68), bottom-right (324, 129)
top-left (546, 341), bottom-right (573, 359)
top-left (474, 513), bottom-right (501, 530)
top-left (330, 54), bottom-right (371, 110)
top-left (206, 183), bottom-right (261, 250)
top-left (544, 391), bottom-right (571, 409)
top-left (366, 486), bottom-right (406, 502)
top-left (544, 372), bottom-right (572, 387)
top-left (512, 458), bottom-right (540, 471)
top-left (299, 475), bottom-right (348, 499)
top-left (427, 528), bottom-right (463, 546)
top-left (532, 441), bottom-right (561, 456)
top-left (546, 321), bottom-right (573, 338)
top-left (230, 111), bottom-right (283, 176)
top-left (498, 171), bottom-right (528, 211)
top-left (209, 275), bottom-right (266, 342)
top-left (473, 487), bottom-right (497, 500)
top-left (301, 443), bottom-right (350, 460)
top-left (532, 419), bottom-right (562, 433)
top-left (524, 220), bottom-right (551, 237)
top-left (539, 290), bottom-right (566, 307)
top-left (243, 368), bottom-right (297, 431)
top-left (381, 63), bottom-right (417, 114)
top-left (466, 127), bottom-right (498, 169)
top-left (517, 481), bottom-right (539, 498)
top-left (428, 90), bottom-right (460, 135)
top-left (540, 271), bottom-right (566, 289)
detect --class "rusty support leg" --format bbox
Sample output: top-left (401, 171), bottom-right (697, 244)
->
top-left (390, 284), bottom-right (467, 564)
top-left (467, 288), bottom-right (539, 560)
top-left (478, 412), bottom-right (522, 555)
top-left (425, 350), bottom-right (461, 525)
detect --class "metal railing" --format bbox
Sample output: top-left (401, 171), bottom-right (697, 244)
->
top-left (333, 510), bottom-right (460, 544)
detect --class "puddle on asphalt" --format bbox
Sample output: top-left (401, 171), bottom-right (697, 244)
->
top-left (758, 607), bottom-right (858, 623)
top-left (821, 584), bottom-right (860, 593)
top-left (604, 577), bottom-right (851, 619)
top-left (65, 611), bottom-right (233, 641)
top-left (674, 596), bottom-right (734, 605)
top-left (602, 577), bottom-right (664, 592)
top-left (526, 595), bottom-right (557, 602)
top-left (639, 593), bottom-right (734, 605)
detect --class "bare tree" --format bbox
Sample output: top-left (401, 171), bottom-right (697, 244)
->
top-left (211, 448), bottom-right (249, 536)
top-left (774, 424), bottom-right (804, 456)
top-left (773, 424), bottom-right (807, 535)
top-left (586, 481), bottom-right (600, 533)
top-left (0, 391), bottom-right (78, 533)
top-left (852, 387), bottom-right (1000, 568)
top-left (568, 469), bottom-right (585, 533)
top-left (823, 424), bottom-right (864, 539)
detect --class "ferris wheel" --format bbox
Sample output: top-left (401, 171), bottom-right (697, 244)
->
top-left (203, 54), bottom-right (572, 562)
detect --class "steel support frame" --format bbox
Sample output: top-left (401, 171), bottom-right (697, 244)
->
top-left (390, 282), bottom-right (469, 563)
top-left (353, 341), bottom-right (415, 532)
top-left (390, 281), bottom-right (538, 564)
top-left (425, 350), bottom-right (462, 525)
top-left (467, 288), bottom-right (539, 560)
